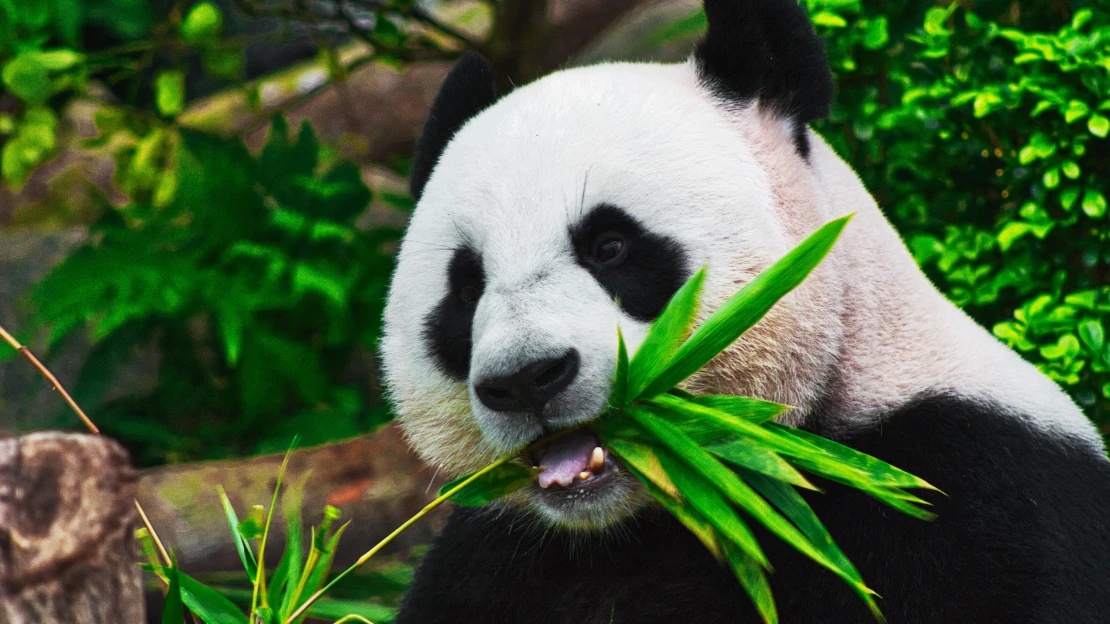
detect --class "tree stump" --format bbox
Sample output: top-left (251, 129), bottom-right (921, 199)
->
top-left (0, 432), bottom-right (144, 624)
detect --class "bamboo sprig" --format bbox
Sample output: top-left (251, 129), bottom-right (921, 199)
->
top-left (0, 323), bottom-right (100, 434)
top-left (283, 453), bottom-right (515, 623)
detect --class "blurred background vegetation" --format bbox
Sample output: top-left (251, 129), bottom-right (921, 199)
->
top-left (1, 0), bottom-right (1108, 470)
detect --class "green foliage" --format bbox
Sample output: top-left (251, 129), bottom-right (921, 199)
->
top-left (0, 0), bottom-right (151, 186)
top-left (2, 0), bottom-right (472, 463)
top-left (445, 217), bottom-right (934, 623)
top-left (655, 1), bottom-right (1110, 430)
top-left (802, 0), bottom-right (1110, 428)
top-left (27, 116), bottom-right (400, 464)
top-left (150, 445), bottom-right (400, 623)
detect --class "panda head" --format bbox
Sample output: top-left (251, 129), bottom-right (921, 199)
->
top-left (382, 0), bottom-right (858, 530)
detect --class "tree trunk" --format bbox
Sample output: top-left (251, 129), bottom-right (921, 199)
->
top-left (0, 432), bottom-right (143, 624)
top-left (136, 424), bottom-right (447, 575)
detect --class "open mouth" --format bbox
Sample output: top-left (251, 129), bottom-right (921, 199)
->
top-left (528, 428), bottom-right (614, 494)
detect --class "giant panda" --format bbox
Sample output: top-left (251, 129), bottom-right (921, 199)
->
top-left (379, 0), bottom-right (1110, 621)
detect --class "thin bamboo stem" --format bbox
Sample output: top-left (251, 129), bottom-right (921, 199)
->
top-left (283, 454), bottom-right (514, 623)
top-left (0, 323), bottom-right (100, 434)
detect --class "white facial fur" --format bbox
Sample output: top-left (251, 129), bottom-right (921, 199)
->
top-left (381, 58), bottom-right (1104, 527)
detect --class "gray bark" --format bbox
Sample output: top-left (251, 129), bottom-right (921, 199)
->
top-left (0, 433), bottom-right (143, 624)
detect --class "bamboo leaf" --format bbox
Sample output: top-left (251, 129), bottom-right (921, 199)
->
top-left (768, 424), bottom-right (937, 491)
top-left (741, 470), bottom-right (881, 618)
top-left (255, 437), bottom-right (298, 614)
top-left (276, 476), bottom-right (308, 618)
top-left (637, 215), bottom-right (852, 399)
top-left (205, 585), bottom-right (393, 623)
top-left (689, 395), bottom-right (791, 424)
top-left (634, 473), bottom-right (723, 560)
top-left (628, 406), bottom-right (872, 595)
top-left (217, 485), bottom-right (257, 582)
top-left (438, 463), bottom-right (534, 506)
top-left (298, 597), bottom-right (395, 621)
top-left (706, 439), bottom-right (816, 490)
top-left (654, 448), bottom-right (768, 568)
top-left (647, 394), bottom-right (820, 460)
top-left (162, 558), bottom-right (185, 624)
top-left (294, 520), bottom-right (351, 624)
top-left (651, 395), bottom-right (790, 446)
top-left (722, 540), bottom-right (777, 624)
top-left (143, 565), bottom-right (251, 624)
top-left (606, 437), bottom-right (679, 499)
top-left (628, 267), bottom-right (706, 397)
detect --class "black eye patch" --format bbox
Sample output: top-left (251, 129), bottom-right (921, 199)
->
top-left (423, 246), bottom-right (485, 381)
top-left (570, 204), bottom-right (689, 322)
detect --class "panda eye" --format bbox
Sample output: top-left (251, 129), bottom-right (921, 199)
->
top-left (459, 284), bottom-right (480, 305)
top-left (592, 237), bottom-right (627, 266)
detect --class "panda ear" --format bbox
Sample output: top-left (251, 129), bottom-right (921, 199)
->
top-left (411, 52), bottom-right (498, 201)
top-left (695, 0), bottom-right (833, 157)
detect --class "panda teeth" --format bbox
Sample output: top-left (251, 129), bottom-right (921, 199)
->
top-left (579, 471), bottom-right (591, 481)
top-left (588, 447), bottom-right (605, 474)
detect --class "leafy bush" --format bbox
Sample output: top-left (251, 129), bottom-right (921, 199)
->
top-left (1, 0), bottom-right (453, 463)
top-left (27, 116), bottom-right (401, 463)
top-left (804, 0), bottom-right (1110, 431)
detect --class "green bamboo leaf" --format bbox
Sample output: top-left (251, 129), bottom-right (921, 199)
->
top-left (637, 215), bottom-right (852, 399)
top-left (294, 520), bottom-right (351, 624)
top-left (162, 558), bottom-right (185, 624)
top-left (612, 326), bottom-right (630, 407)
top-left (722, 540), bottom-right (777, 624)
top-left (606, 437), bottom-right (679, 499)
top-left (628, 267), bottom-right (706, 397)
top-left (706, 439), bottom-right (816, 490)
top-left (593, 411), bottom-right (653, 444)
top-left (634, 473), bottom-right (723, 560)
top-left (768, 424), bottom-right (937, 491)
top-left (689, 395), bottom-right (791, 424)
top-left (628, 406), bottom-right (872, 595)
top-left (179, 572), bottom-right (251, 617)
top-left (648, 395), bottom-right (790, 445)
top-left (654, 448), bottom-right (768, 568)
top-left (143, 566), bottom-right (250, 624)
top-left (273, 475), bottom-right (307, 618)
top-left (853, 485), bottom-right (938, 521)
top-left (741, 470), bottom-right (881, 618)
top-left (216, 486), bottom-right (257, 582)
top-left (256, 438), bottom-right (298, 614)
top-left (650, 406), bottom-right (736, 446)
top-left (298, 597), bottom-right (395, 621)
top-left (438, 463), bottom-right (534, 506)
top-left (203, 585), bottom-right (393, 624)
top-left (646, 395), bottom-right (822, 462)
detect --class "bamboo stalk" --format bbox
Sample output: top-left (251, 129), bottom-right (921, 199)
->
top-left (0, 323), bottom-right (100, 434)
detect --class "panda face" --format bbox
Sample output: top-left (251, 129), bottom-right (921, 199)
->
top-left (381, 61), bottom-right (807, 529)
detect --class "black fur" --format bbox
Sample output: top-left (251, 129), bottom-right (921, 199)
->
top-left (695, 0), bottom-right (834, 157)
top-left (569, 205), bottom-right (690, 323)
top-left (411, 52), bottom-right (499, 201)
top-left (397, 395), bottom-right (1110, 623)
top-left (423, 246), bottom-right (485, 381)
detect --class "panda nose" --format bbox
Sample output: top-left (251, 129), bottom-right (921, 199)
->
top-left (475, 350), bottom-right (580, 413)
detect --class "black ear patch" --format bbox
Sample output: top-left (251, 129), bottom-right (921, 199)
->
top-left (695, 0), bottom-right (833, 157)
top-left (411, 52), bottom-right (499, 201)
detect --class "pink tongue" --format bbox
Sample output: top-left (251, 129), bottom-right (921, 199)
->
top-left (537, 430), bottom-right (598, 489)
